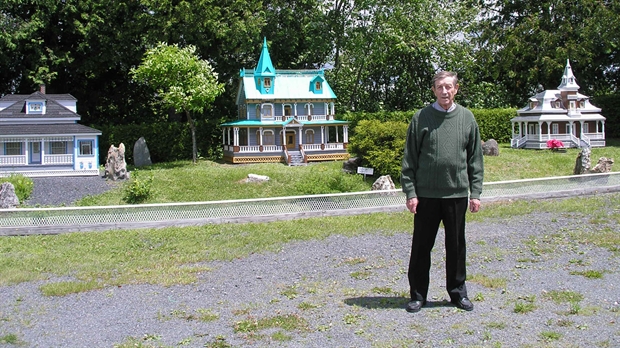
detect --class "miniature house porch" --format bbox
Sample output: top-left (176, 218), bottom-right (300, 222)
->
top-left (221, 115), bottom-right (349, 164)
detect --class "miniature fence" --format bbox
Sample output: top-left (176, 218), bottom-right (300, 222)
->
top-left (1, 172), bottom-right (619, 236)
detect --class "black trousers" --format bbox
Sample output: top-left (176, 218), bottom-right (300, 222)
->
top-left (408, 197), bottom-right (468, 302)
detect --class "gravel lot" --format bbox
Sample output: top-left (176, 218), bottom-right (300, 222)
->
top-left (23, 175), bottom-right (118, 207)
top-left (1, 193), bottom-right (619, 347)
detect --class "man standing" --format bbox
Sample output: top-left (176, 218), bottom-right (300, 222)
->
top-left (400, 71), bottom-right (484, 313)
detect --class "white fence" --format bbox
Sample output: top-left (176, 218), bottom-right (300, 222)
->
top-left (1, 172), bottom-right (619, 236)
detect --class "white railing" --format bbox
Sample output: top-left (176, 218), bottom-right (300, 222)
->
top-left (279, 115), bottom-right (330, 122)
top-left (569, 134), bottom-right (580, 147)
top-left (261, 145), bottom-right (280, 152)
top-left (43, 154), bottom-right (73, 164)
top-left (580, 133), bottom-right (591, 147)
top-left (239, 145), bottom-right (261, 153)
top-left (302, 144), bottom-right (322, 151)
top-left (301, 143), bottom-right (344, 150)
top-left (511, 135), bottom-right (527, 148)
top-left (584, 133), bottom-right (604, 140)
top-left (324, 143), bottom-right (343, 150)
top-left (0, 155), bottom-right (27, 165)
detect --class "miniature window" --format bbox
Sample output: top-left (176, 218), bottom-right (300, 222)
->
top-left (583, 123), bottom-right (590, 133)
top-left (555, 100), bottom-right (561, 108)
top-left (264, 78), bottom-right (271, 88)
top-left (551, 124), bottom-right (559, 134)
top-left (570, 101), bottom-right (576, 110)
top-left (79, 140), bottom-right (93, 156)
top-left (315, 82), bottom-right (322, 90)
top-left (579, 100), bottom-right (585, 108)
top-left (263, 130), bottom-right (275, 145)
top-left (29, 102), bottom-right (42, 112)
top-left (4, 142), bottom-right (22, 155)
top-left (284, 105), bottom-right (292, 116)
top-left (305, 103), bottom-right (314, 116)
top-left (262, 104), bottom-right (273, 118)
top-left (50, 141), bottom-right (67, 154)
top-left (305, 130), bottom-right (315, 144)
top-left (255, 105), bottom-right (261, 119)
top-left (239, 128), bottom-right (248, 146)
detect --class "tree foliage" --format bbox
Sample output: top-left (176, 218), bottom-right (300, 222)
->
top-left (1, 0), bottom-right (619, 163)
top-left (131, 43), bottom-right (224, 163)
top-left (472, 0), bottom-right (620, 106)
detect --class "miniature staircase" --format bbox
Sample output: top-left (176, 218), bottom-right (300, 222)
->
top-left (288, 151), bottom-right (306, 166)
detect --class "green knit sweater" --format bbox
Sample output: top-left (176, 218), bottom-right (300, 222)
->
top-left (401, 104), bottom-right (484, 200)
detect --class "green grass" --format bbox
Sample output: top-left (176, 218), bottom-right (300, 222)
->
top-left (468, 274), bottom-right (507, 289)
top-left (569, 270), bottom-right (604, 279)
top-left (233, 314), bottom-right (309, 333)
top-left (76, 139), bottom-right (620, 206)
top-left (3, 141), bottom-right (620, 294)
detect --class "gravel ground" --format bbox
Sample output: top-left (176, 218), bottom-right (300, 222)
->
top-left (1, 183), bottom-right (619, 347)
top-left (23, 176), bottom-right (119, 207)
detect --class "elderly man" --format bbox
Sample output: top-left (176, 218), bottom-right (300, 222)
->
top-left (400, 71), bottom-right (484, 313)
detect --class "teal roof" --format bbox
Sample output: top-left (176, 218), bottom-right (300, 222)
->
top-left (240, 71), bottom-right (337, 100)
top-left (254, 37), bottom-right (275, 77)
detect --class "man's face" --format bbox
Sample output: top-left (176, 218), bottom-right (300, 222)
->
top-left (432, 77), bottom-right (459, 110)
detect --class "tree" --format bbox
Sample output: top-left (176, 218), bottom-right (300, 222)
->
top-left (131, 43), bottom-right (224, 163)
top-left (472, 0), bottom-right (620, 106)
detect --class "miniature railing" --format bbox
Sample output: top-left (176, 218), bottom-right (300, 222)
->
top-left (510, 135), bottom-right (527, 148)
top-left (302, 143), bottom-right (346, 151)
top-left (580, 133), bottom-right (591, 147)
top-left (1, 172), bottom-right (619, 236)
top-left (0, 155), bottom-right (27, 165)
top-left (43, 154), bottom-right (73, 164)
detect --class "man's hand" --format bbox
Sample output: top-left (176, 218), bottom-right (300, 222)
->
top-left (406, 197), bottom-right (418, 214)
top-left (469, 198), bottom-right (481, 213)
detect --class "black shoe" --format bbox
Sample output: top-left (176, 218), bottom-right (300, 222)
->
top-left (406, 300), bottom-right (425, 313)
top-left (451, 297), bottom-right (474, 311)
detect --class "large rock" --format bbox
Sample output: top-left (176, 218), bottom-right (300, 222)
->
top-left (573, 147), bottom-right (591, 175)
top-left (481, 139), bottom-right (499, 156)
top-left (0, 182), bottom-right (19, 208)
top-left (590, 157), bottom-right (614, 173)
top-left (342, 157), bottom-right (362, 174)
top-left (105, 143), bottom-right (129, 181)
top-left (133, 137), bottom-right (152, 167)
top-left (371, 175), bottom-right (395, 191)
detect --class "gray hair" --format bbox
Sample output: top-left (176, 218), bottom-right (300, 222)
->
top-left (432, 71), bottom-right (458, 87)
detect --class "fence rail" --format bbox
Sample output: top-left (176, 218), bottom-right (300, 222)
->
top-left (1, 172), bottom-right (619, 236)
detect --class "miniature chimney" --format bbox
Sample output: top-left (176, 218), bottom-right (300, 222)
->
top-left (39, 84), bottom-right (46, 94)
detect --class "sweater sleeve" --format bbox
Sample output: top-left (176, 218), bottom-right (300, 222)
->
top-left (401, 113), bottom-right (419, 199)
top-left (467, 118), bottom-right (484, 199)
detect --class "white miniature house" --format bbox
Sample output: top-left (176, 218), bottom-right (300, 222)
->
top-left (511, 60), bottom-right (606, 149)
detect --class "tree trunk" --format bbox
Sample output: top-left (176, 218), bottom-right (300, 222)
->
top-left (186, 110), bottom-right (197, 164)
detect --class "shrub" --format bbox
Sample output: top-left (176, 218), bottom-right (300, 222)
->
top-left (2, 174), bottom-right (34, 202)
top-left (122, 171), bottom-right (154, 204)
top-left (348, 119), bottom-right (408, 180)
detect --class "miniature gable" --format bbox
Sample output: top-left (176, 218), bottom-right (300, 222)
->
top-left (310, 75), bottom-right (324, 94)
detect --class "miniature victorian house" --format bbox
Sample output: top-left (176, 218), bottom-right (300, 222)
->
top-left (511, 60), bottom-right (606, 149)
top-left (221, 38), bottom-right (350, 165)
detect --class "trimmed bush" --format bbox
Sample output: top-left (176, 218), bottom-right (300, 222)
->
top-left (349, 119), bottom-right (409, 180)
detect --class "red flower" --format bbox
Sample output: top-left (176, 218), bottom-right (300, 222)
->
top-left (546, 139), bottom-right (564, 149)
